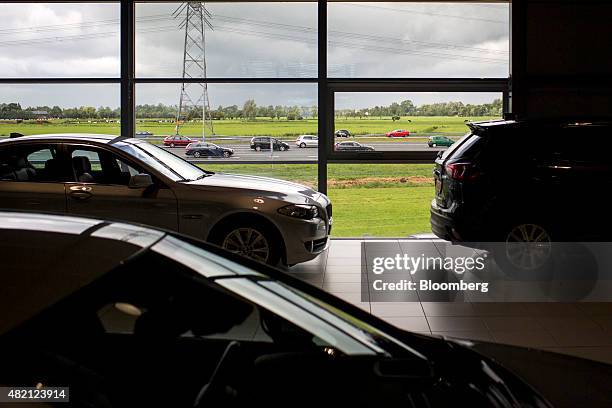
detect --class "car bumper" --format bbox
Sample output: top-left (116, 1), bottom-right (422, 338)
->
top-left (430, 199), bottom-right (467, 241)
top-left (280, 216), bottom-right (330, 265)
top-left (430, 199), bottom-right (488, 242)
top-left (280, 196), bottom-right (332, 265)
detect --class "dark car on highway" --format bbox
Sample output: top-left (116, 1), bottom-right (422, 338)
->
top-left (250, 137), bottom-right (290, 152)
top-left (0, 134), bottom-right (331, 266)
top-left (3, 211), bottom-right (612, 407)
top-left (334, 129), bottom-right (351, 138)
top-left (186, 142), bottom-right (234, 158)
top-left (334, 141), bottom-right (375, 152)
top-left (431, 119), bottom-right (612, 247)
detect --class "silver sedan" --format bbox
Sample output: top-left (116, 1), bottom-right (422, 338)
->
top-left (0, 134), bottom-right (332, 266)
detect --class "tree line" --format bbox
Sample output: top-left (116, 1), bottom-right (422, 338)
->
top-left (334, 99), bottom-right (503, 119)
top-left (1, 98), bottom-right (501, 121)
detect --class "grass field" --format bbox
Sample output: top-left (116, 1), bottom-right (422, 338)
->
top-left (0, 115), bottom-right (497, 138)
top-left (202, 163), bottom-right (435, 237)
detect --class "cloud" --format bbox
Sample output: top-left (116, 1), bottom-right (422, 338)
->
top-left (0, 2), bottom-right (509, 108)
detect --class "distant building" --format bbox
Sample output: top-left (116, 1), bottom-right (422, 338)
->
top-left (31, 110), bottom-right (49, 120)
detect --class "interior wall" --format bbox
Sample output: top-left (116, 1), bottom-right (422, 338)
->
top-left (512, 0), bottom-right (612, 118)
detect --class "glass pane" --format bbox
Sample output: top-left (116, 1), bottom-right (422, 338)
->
top-left (328, 2), bottom-right (509, 78)
top-left (327, 164), bottom-right (434, 237)
top-left (0, 84), bottom-right (120, 137)
top-left (136, 83), bottom-right (318, 162)
top-left (136, 2), bottom-right (317, 78)
top-left (0, 3), bottom-right (120, 78)
top-left (332, 92), bottom-right (503, 154)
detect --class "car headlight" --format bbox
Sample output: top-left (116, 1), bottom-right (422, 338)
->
top-left (278, 204), bottom-right (319, 220)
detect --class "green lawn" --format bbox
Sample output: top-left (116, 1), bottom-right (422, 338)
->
top-left (201, 163), bottom-right (435, 237)
top-left (0, 115), bottom-right (497, 138)
top-left (328, 186), bottom-right (434, 237)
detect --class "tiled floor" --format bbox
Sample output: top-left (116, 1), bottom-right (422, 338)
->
top-left (288, 239), bottom-right (612, 365)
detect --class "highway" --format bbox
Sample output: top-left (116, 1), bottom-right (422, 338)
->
top-left (162, 142), bottom-right (448, 162)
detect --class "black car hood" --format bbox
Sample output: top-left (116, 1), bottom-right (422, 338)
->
top-left (468, 340), bottom-right (612, 408)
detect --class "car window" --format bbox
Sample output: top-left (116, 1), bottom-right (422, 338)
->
top-left (0, 144), bottom-right (67, 183)
top-left (70, 147), bottom-right (146, 185)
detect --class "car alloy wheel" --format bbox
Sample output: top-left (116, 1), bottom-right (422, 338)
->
top-left (222, 227), bottom-right (270, 263)
top-left (170, 143), bottom-right (175, 148)
top-left (300, 143), bottom-right (306, 148)
top-left (255, 146), bottom-right (262, 151)
top-left (504, 223), bottom-right (552, 270)
top-left (279, 146), bottom-right (286, 151)
top-left (194, 151), bottom-right (201, 157)
top-left (432, 143), bottom-right (437, 147)
top-left (223, 151), bottom-right (230, 158)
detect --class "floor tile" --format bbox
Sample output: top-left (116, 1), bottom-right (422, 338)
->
top-left (537, 317), bottom-right (600, 331)
top-left (421, 302), bottom-right (475, 317)
top-left (521, 302), bottom-right (583, 317)
top-left (383, 316), bottom-right (430, 332)
top-left (548, 328), bottom-right (612, 347)
top-left (483, 316), bottom-right (543, 331)
top-left (490, 330), bottom-right (557, 348)
top-left (575, 302), bottom-right (612, 316)
top-left (426, 316), bottom-right (487, 332)
top-left (371, 302), bottom-right (424, 317)
top-left (323, 282), bottom-right (363, 293)
top-left (469, 302), bottom-right (529, 316)
top-left (324, 273), bottom-right (362, 283)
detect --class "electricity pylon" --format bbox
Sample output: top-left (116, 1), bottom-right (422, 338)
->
top-left (173, 2), bottom-right (214, 140)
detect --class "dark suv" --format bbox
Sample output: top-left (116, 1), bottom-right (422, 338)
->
top-left (250, 137), bottom-right (290, 152)
top-left (431, 119), bottom-right (612, 244)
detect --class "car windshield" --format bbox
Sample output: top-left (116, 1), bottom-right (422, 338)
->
top-left (117, 141), bottom-right (208, 181)
top-left (150, 236), bottom-right (425, 358)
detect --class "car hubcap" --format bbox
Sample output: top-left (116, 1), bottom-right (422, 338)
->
top-left (505, 223), bottom-right (552, 270)
top-left (194, 152), bottom-right (200, 157)
top-left (222, 228), bottom-right (270, 263)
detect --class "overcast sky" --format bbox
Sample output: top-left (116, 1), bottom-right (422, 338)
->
top-left (0, 2), bottom-right (508, 109)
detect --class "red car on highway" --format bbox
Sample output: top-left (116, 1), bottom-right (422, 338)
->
top-left (163, 135), bottom-right (194, 147)
top-left (386, 129), bottom-right (410, 138)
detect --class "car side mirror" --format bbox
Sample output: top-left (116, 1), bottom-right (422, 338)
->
top-left (129, 173), bottom-right (153, 189)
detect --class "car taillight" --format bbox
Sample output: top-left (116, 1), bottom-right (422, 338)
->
top-left (445, 162), bottom-right (480, 181)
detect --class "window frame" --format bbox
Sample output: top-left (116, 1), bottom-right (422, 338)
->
top-left (0, 1), bottom-right (512, 195)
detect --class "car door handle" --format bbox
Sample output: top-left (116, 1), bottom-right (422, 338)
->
top-left (69, 185), bottom-right (92, 200)
top-left (70, 191), bottom-right (92, 200)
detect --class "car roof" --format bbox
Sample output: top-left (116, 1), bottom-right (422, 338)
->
top-left (0, 133), bottom-right (131, 145)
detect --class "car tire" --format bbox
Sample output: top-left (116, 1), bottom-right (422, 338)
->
top-left (493, 222), bottom-right (554, 275)
top-left (255, 146), bottom-right (262, 152)
top-left (194, 151), bottom-right (201, 158)
top-left (300, 143), bottom-right (306, 148)
top-left (211, 220), bottom-right (281, 265)
top-left (223, 151), bottom-right (231, 158)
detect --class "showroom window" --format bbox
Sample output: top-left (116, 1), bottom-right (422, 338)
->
top-left (0, 2), bottom-right (121, 137)
top-left (0, 1), bottom-right (511, 238)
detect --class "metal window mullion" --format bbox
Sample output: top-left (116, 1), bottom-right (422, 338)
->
top-left (317, 0), bottom-right (328, 195)
top-left (120, 0), bottom-right (135, 138)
